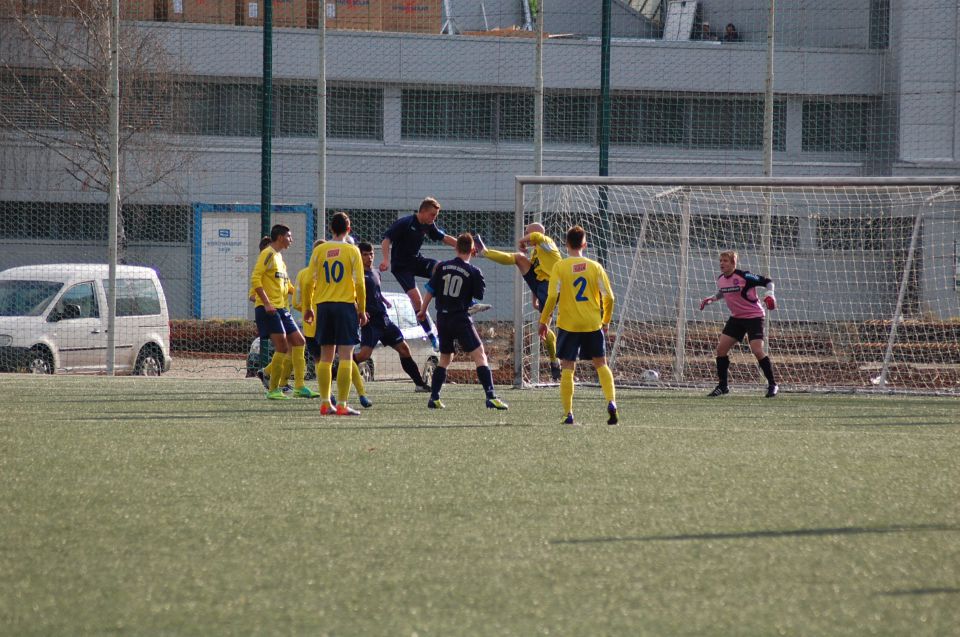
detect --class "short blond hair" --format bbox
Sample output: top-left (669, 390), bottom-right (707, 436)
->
top-left (720, 250), bottom-right (738, 263)
top-left (419, 197), bottom-right (441, 213)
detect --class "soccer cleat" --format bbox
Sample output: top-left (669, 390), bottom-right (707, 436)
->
top-left (359, 395), bottom-right (373, 408)
top-left (335, 404), bottom-right (361, 416)
top-left (320, 402), bottom-right (333, 415)
top-left (473, 233), bottom-right (487, 255)
top-left (414, 384), bottom-right (431, 393)
top-left (706, 384), bottom-right (729, 397)
top-left (468, 302), bottom-right (492, 316)
top-left (427, 398), bottom-right (445, 409)
top-left (294, 386), bottom-right (320, 399)
top-left (329, 394), bottom-right (338, 406)
top-left (281, 384), bottom-right (293, 394)
top-left (485, 397), bottom-right (509, 410)
top-left (266, 388), bottom-right (290, 400)
top-left (607, 401), bottom-right (619, 425)
top-left (562, 413), bottom-right (575, 425)
top-left (256, 369), bottom-right (270, 390)
top-left (428, 333), bottom-right (440, 351)
top-left (549, 361), bottom-right (562, 382)
top-left (765, 384), bottom-right (779, 398)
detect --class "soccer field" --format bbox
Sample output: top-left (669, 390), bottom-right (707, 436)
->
top-left (1, 375), bottom-right (958, 636)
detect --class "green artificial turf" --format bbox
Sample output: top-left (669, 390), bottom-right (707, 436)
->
top-left (1, 375), bottom-right (958, 636)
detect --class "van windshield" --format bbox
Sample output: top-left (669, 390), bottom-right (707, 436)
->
top-left (0, 280), bottom-right (63, 316)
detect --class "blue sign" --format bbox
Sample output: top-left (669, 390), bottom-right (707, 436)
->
top-left (218, 229), bottom-right (231, 238)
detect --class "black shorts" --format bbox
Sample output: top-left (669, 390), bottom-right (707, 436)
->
top-left (722, 316), bottom-right (766, 342)
top-left (314, 302), bottom-right (360, 346)
top-left (391, 255), bottom-right (438, 292)
top-left (360, 320), bottom-right (404, 349)
top-left (436, 312), bottom-right (482, 355)
top-left (523, 269), bottom-right (550, 308)
top-left (556, 328), bottom-right (606, 361)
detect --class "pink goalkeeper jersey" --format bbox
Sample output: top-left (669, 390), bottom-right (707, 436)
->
top-left (717, 269), bottom-right (771, 319)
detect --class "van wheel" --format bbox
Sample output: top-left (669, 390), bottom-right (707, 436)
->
top-left (422, 356), bottom-right (438, 382)
top-left (27, 347), bottom-right (54, 374)
top-left (134, 344), bottom-right (164, 376)
top-left (359, 359), bottom-right (374, 382)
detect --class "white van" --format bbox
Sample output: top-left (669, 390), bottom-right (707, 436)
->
top-left (0, 264), bottom-right (172, 375)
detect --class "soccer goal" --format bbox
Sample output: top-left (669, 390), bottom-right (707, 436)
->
top-left (513, 176), bottom-right (960, 394)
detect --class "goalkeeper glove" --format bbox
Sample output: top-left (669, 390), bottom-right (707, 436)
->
top-left (763, 295), bottom-right (777, 310)
top-left (699, 297), bottom-right (714, 311)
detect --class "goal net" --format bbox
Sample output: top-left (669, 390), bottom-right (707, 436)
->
top-left (514, 177), bottom-right (960, 395)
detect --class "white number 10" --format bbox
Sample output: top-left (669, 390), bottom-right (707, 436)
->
top-left (442, 273), bottom-right (463, 297)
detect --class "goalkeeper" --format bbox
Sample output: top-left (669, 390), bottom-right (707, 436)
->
top-left (474, 222), bottom-right (563, 381)
top-left (699, 250), bottom-right (779, 398)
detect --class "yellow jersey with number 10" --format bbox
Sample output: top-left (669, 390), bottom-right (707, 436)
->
top-left (304, 240), bottom-right (366, 310)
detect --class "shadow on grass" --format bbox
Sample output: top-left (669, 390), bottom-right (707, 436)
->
top-left (551, 523), bottom-right (960, 545)
top-left (877, 587), bottom-right (960, 597)
top-left (280, 422), bottom-right (533, 431)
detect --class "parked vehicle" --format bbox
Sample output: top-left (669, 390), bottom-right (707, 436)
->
top-left (0, 264), bottom-right (172, 375)
top-left (246, 292), bottom-right (437, 383)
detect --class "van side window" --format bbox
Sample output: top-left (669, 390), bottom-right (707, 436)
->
top-left (52, 282), bottom-right (99, 320)
top-left (393, 298), bottom-right (419, 329)
top-left (107, 278), bottom-right (161, 317)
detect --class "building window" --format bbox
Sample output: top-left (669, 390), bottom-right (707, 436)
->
top-left (610, 95), bottom-right (685, 146)
top-left (401, 89), bottom-right (496, 141)
top-left (802, 99), bottom-right (875, 153)
top-left (689, 97), bottom-right (786, 151)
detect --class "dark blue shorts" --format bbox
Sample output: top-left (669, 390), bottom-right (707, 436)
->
top-left (360, 320), bottom-right (404, 349)
top-left (556, 328), bottom-right (606, 362)
top-left (314, 302), bottom-right (360, 346)
top-left (391, 255), bottom-right (438, 292)
top-left (523, 269), bottom-right (550, 308)
top-left (255, 306), bottom-right (299, 340)
top-left (722, 316), bottom-right (766, 342)
top-left (436, 312), bottom-right (482, 355)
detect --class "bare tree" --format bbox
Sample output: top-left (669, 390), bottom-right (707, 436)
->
top-left (0, 0), bottom-right (194, 257)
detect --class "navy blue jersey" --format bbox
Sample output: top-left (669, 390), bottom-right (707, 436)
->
top-left (426, 257), bottom-right (485, 315)
top-left (383, 214), bottom-right (446, 268)
top-left (363, 268), bottom-right (390, 326)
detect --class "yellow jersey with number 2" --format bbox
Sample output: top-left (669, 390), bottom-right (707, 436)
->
top-left (540, 256), bottom-right (614, 333)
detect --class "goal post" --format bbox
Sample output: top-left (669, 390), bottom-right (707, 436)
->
top-left (514, 176), bottom-right (960, 394)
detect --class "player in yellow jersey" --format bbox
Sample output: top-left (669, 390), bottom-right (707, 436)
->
top-left (474, 223), bottom-right (563, 380)
top-left (303, 212), bottom-right (368, 416)
top-left (251, 224), bottom-right (310, 400)
top-left (538, 225), bottom-right (618, 425)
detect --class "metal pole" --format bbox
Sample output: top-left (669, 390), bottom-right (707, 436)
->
top-left (878, 208), bottom-right (924, 388)
top-left (673, 194), bottom-right (691, 382)
top-left (513, 179), bottom-right (526, 388)
top-left (261, 0), bottom-right (274, 240)
top-left (260, 0), bottom-right (274, 370)
top-left (317, 0), bottom-right (326, 239)
top-left (762, 0), bottom-right (775, 178)
top-left (597, 0), bottom-right (612, 264)
top-left (106, 0), bottom-right (120, 375)
top-left (528, 0), bottom-right (545, 384)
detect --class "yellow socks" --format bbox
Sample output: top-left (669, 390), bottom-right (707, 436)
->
top-left (291, 346), bottom-right (306, 389)
top-left (597, 364), bottom-right (616, 402)
top-left (337, 361), bottom-right (353, 404)
top-left (351, 360), bottom-right (366, 397)
top-left (267, 352), bottom-right (285, 391)
top-left (317, 361), bottom-right (333, 407)
top-left (278, 353), bottom-right (292, 389)
top-left (544, 328), bottom-right (558, 362)
top-left (483, 248), bottom-right (517, 266)
top-left (560, 368), bottom-right (574, 415)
